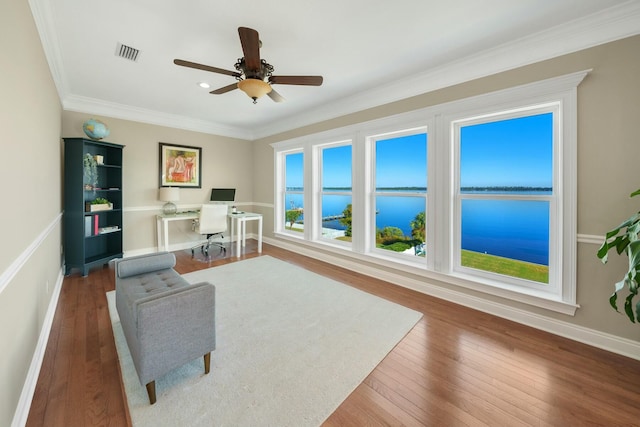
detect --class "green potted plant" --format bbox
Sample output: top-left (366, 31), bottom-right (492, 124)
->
top-left (83, 153), bottom-right (98, 190)
top-left (597, 188), bottom-right (640, 323)
top-left (85, 197), bottom-right (112, 212)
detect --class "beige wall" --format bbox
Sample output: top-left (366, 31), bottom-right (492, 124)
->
top-left (253, 35), bottom-right (640, 343)
top-left (61, 112), bottom-right (254, 254)
top-left (0, 1), bottom-right (63, 425)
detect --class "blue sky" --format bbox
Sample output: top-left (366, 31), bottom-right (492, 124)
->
top-left (286, 112), bottom-right (552, 189)
top-left (460, 113), bottom-right (553, 187)
top-left (323, 145), bottom-right (352, 187)
top-left (376, 134), bottom-right (427, 188)
top-left (285, 152), bottom-right (304, 188)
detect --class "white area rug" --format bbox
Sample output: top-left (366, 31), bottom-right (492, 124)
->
top-left (107, 255), bottom-right (422, 427)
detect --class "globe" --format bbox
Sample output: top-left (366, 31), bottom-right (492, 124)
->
top-left (82, 118), bottom-right (110, 140)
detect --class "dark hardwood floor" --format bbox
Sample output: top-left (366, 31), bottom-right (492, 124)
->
top-left (26, 242), bottom-right (640, 426)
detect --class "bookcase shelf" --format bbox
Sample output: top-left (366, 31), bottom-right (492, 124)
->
top-left (64, 138), bottom-right (125, 276)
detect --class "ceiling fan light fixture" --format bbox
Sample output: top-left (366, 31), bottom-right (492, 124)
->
top-left (238, 78), bottom-right (272, 103)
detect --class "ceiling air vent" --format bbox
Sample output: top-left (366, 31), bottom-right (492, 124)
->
top-left (115, 42), bottom-right (140, 62)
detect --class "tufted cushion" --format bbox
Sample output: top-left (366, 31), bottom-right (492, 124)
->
top-left (118, 268), bottom-right (190, 325)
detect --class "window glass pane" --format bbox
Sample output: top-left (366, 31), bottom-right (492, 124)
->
top-left (376, 133), bottom-right (427, 190)
top-left (375, 196), bottom-right (426, 256)
top-left (321, 195), bottom-right (351, 240)
top-left (323, 145), bottom-right (351, 190)
top-left (460, 113), bottom-right (553, 194)
top-left (285, 152), bottom-right (304, 189)
top-left (322, 145), bottom-right (352, 242)
top-left (284, 193), bottom-right (304, 232)
top-left (461, 199), bottom-right (549, 283)
top-left (285, 152), bottom-right (304, 233)
top-left (374, 132), bottom-right (427, 257)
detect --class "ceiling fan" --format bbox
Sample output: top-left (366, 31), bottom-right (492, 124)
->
top-left (174, 27), bottom-right (323, 104)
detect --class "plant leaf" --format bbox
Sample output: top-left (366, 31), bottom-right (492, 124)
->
top-left (610, 288), bottom-right (620, 312)
top-left (607, 213), bottom-right (640, 238)
top-left (624, 293), bottom-right (636, 323)
top-left (597, 243), bottom-right (609, 263)
top-left (597, 197), bottom-right (640, 324)
top-left (615, 236), bottom-right (630, 255)
top-left (627, 240), bottom-right (640, 279)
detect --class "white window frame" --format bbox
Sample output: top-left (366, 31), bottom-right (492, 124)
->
top-left (367, 127), bottom-right (430, 264)
top-left (276, 149), bottom-right (305, 238)
top-left (272, 70), bottom-right (588, 314)
top-left (451, 104), bottom-right (559, 296)
top-left (435, 71), bottom-right (586, 310)
top-left (316, 140), bottom-right (353, 247)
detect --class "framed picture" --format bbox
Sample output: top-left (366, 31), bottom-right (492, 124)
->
top-left (159, 143), bottom-right (202, 188)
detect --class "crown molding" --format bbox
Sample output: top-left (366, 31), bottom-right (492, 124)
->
top-left (252, 1), bottom-right (640, 139)
top-left (30, 0), bottom-right (640, 141)
top-left (28, 0), bottom-right (69, 100)
top-left (62, 95), bottom-right (255, 140)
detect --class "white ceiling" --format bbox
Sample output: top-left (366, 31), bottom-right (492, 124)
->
top-left (30, 0), bottom-right (640, 140)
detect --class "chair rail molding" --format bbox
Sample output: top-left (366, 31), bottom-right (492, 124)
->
top-left (0, 213), bottom-right (62, 295)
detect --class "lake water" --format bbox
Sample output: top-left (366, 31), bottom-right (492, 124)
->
top-left (285, 190), bottom-right (550, 266)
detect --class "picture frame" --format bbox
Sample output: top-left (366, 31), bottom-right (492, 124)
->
top-left (159, 142), bottom-right (202, 188)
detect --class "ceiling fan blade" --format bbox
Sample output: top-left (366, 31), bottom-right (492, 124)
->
top-left (238, 27), bottom-right (261, 71)
top-left (210, 82), bottom-right (238, 95)
top-left (269, 75), bottom-right (323, 86)
top-left (267, 88), bottom-right (285, 103)
top-left (174, 59), bottom-right (241, 78)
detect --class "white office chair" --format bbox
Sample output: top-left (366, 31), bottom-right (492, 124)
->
top-left (191, 204), bottom-right (228, 256)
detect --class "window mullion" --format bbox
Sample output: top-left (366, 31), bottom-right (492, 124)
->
top-left (435, 113), bottom-right (453, 273)
top-left (304, 145), bottom-right (315, 241)
top-left (352, 133), bottom-right (367, 253)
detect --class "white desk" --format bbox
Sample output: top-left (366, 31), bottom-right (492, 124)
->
top-left (156, 211), bottom-right (199, 252)
top-left (229, 212), bottom-right (263, 257)
top-left (156, 211), bottom-right (262, 257)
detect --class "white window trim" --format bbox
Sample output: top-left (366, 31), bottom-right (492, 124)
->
top-left (450, 104), bottom-right (560, 297)
top-left (276, 149), bottom-right (304, 238)
top-left (316, 140), bottom-right (353, 247)
top-left (436, 71), bottom-right (587, 310)
top-left (366, 126), bottom-right (430, 264)
top-left (271, 70), bottom-right (589, 315)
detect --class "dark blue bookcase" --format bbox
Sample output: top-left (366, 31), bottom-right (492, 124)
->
top-left (63, 138), bottom-right (124, 276)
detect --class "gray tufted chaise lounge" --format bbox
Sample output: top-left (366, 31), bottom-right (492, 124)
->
top-left (114, 251), bottom-right (215, 404)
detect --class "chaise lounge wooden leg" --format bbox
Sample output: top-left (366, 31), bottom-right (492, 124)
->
top-left (204, 352), bottom-right (211, 374)
top-left (146, 381), bottom-right (157, 405)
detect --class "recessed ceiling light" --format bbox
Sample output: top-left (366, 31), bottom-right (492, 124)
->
top-left (198, 82), bottom-right (211, 89)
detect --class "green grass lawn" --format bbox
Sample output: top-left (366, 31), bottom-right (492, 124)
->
top-left (285, 228), bottom-right (547, 284)
top-left (461, 249), bottom-right (548, 283)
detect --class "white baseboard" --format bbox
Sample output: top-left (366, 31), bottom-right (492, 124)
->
top-left (264, 236), bottom-right (640, 361)
top-left (12, 267), bottom-right (65, 427)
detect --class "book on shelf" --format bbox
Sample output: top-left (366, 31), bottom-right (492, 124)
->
top-left (98, 226), bottom-right (120, 234)
top-left (94, 215), bottom-right (99, 235)
top-left (84, 216), bottom-right (92, 237)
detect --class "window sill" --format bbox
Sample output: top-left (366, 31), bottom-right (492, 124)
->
top-left (273, 232), bottom-right (579, 316)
